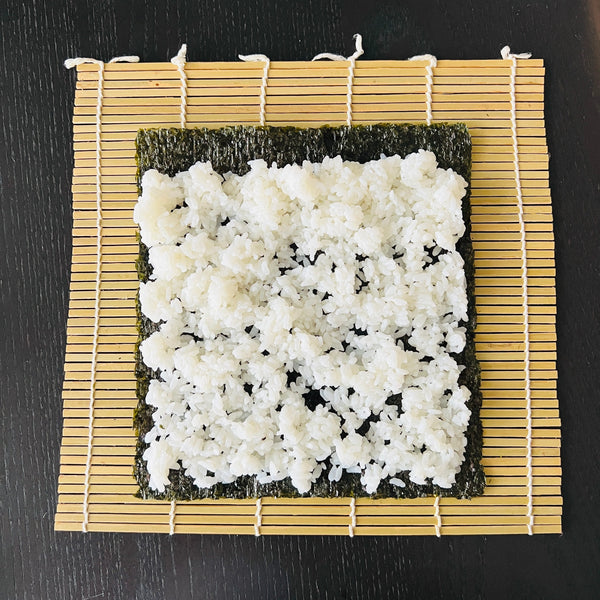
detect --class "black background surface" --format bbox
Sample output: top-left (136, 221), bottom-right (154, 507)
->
top-left (1, 1), bottom-right (599, 598)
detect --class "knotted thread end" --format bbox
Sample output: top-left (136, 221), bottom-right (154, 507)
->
top-left (408, 53), bottom-right (437, 67)
top-left (171, 44), bottom-right (188, 68)
top-left (64, 55), bottom-right (139, 69)
top-left (312, 33), bottom-right (364, 62)
top-left (501, 45), bottom-right (532, 60)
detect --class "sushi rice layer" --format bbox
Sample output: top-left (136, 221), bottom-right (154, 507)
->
top-left (135, 150), bottom-right (472, 495)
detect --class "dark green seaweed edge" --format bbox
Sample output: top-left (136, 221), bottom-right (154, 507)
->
top-left (133, 124), bottom-right (485, 500)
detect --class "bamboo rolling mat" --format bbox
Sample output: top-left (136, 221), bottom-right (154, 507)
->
top-left (56, 55), bottom-right (560, 535)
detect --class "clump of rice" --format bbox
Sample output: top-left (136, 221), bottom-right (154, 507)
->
top-left (133, 151), bottom-right (471, 495)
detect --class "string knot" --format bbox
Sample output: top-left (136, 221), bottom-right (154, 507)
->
top-left (408, 53), bottom-right (437, 68)
top-left (239, 53), bottom-right (270, 63)
top-left (349, 33), bottom-right (364, 61)
top-left (312, 33), bottom-right (364, 62)
top-left (64, 55), bottom-right (139, 69)
top-left (171, 44), bottom-right (187, 68)
top-left (109, 55), bottom-right (140, 64)
top-left (501, 46), bottom-right (532, 60)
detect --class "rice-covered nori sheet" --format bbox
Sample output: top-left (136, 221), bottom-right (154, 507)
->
top-left (134, 124), bottom-right (485, 500)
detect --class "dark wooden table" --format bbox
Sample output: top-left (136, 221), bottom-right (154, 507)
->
top-left (2, 1), bottom-right (599, 598)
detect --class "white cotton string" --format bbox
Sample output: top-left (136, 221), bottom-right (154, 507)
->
top-left (500, 46), bottom-right (532, 61)
top-left (64, 55), bottom-right (139, 69)
top-left (64, 57), bottom-right (101, 69)
top-left (168, 45), bottom-right (189, 526)
top-left (171, 44), bottom-right (188, 128)
top-left (238, 54), bottom-right (270, 126)
top-left (109, 55), bottom-right (139, 64)
top-left (312, 33), bottom-right (364, 126)
top-left (65, 54), bottom-right (139, 532)
top-left (502, 45), bottom-right (534, 536)
top-left (169, 500), bottom-right (176, 535)
top-left (348, 497), bottom-right (356, 537)
top-left (254, 498), bottom-right (262, 536)
top-left (434, 495), bottom-right (442, 538)
top-left (165, 42), bottom-right (186, 538)
top-left (408, 54), bottom-right (437, 125)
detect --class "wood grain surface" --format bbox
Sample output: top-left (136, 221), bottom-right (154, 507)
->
top-left (1, 0), bottom-right (598, 598)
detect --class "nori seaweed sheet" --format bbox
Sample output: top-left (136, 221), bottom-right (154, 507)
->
top-left (133, 124), bottom-right (485, 500)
